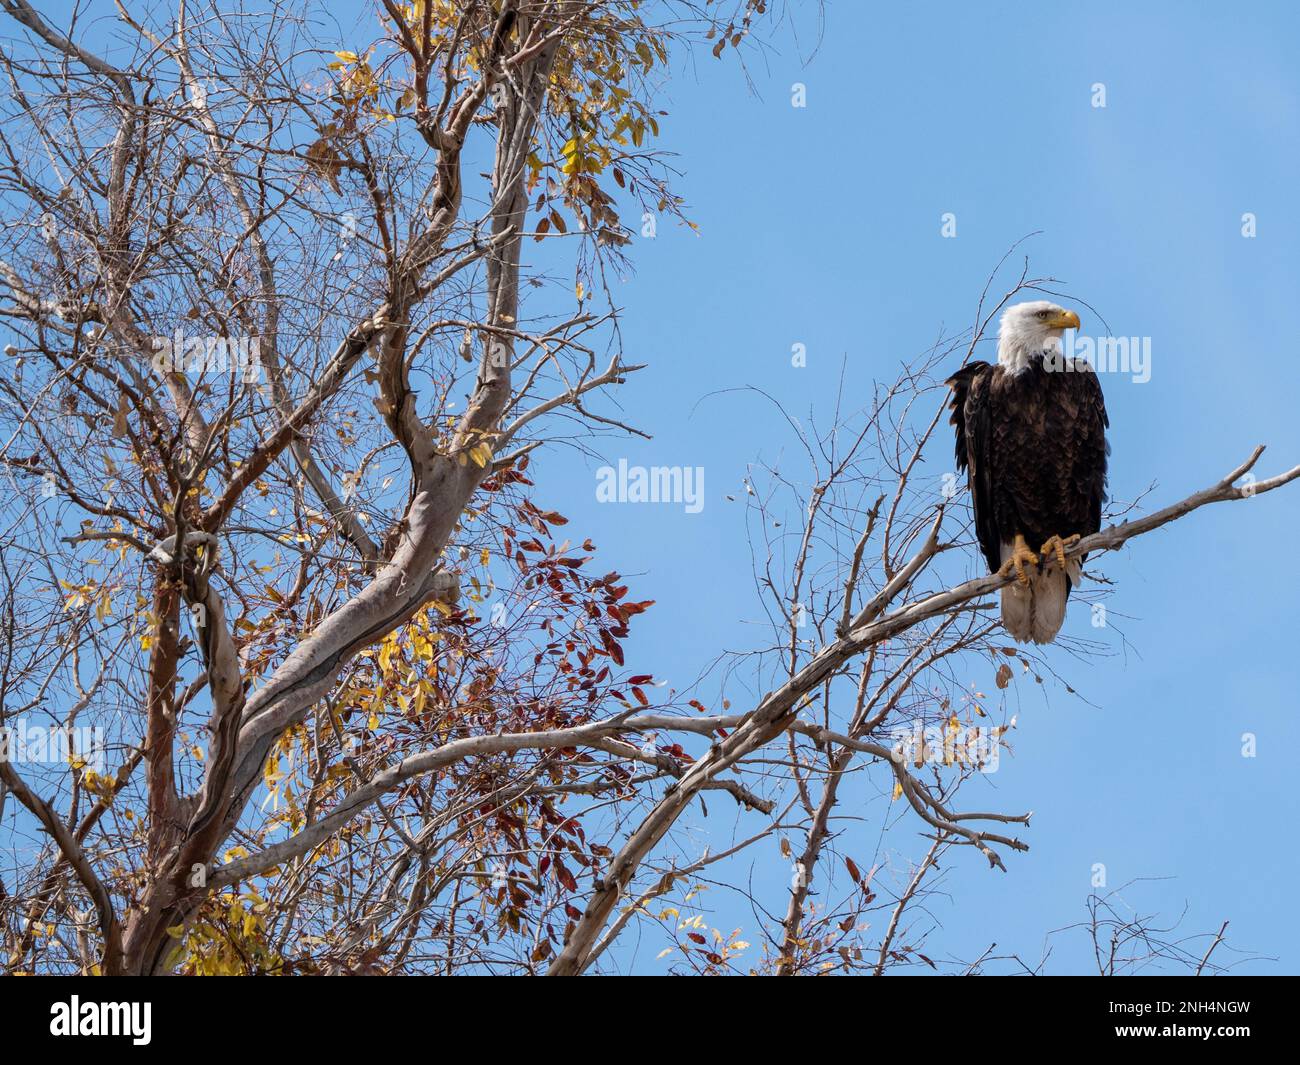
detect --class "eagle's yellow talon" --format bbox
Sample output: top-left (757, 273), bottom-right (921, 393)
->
top-left (1040, 534), bottom-right (1081, 570)
top-left (998, 533), bottom-right (1039, 586)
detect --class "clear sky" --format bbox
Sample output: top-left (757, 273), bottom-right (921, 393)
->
top-left (528, 0), bottom-right (1300, 972)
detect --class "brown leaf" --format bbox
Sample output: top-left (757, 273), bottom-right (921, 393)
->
top-left (110, 394), bottom-right (131, 439)
top-left (305, 137), bottom-right (342, 193)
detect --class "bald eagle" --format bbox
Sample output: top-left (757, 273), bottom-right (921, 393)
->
top-left (946, 301), bottom-right (1109, 644)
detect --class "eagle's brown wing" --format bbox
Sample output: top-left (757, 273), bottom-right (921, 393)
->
top-left (946, 361), bottom-right (1002, 574)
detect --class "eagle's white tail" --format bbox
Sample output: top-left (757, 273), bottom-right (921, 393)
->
top-left (998, 543), bottom-right (1081, 644)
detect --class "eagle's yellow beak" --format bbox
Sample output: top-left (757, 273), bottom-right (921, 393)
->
top-left (1047, 308), bottom-right (1081, 330)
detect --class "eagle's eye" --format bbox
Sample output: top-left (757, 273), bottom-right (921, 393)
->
top-left (1035, 309), bottom-right (1049, 320)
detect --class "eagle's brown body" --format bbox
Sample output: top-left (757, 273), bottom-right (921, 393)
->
top-left (947, 353), bottom-right (1109, 643)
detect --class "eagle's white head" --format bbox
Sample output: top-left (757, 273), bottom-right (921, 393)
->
top-left (997, 300), bottom-right (1081, 372)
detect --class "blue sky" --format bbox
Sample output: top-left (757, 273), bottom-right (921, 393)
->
top-left (529, 0), bottom-right (1300, 972)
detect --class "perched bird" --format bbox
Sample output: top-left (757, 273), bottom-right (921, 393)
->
top-left (946, 301), bottom-right (1109, 644)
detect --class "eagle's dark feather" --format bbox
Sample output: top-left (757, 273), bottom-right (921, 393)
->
top-left (946, 356), bottom-right (1109, 586)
